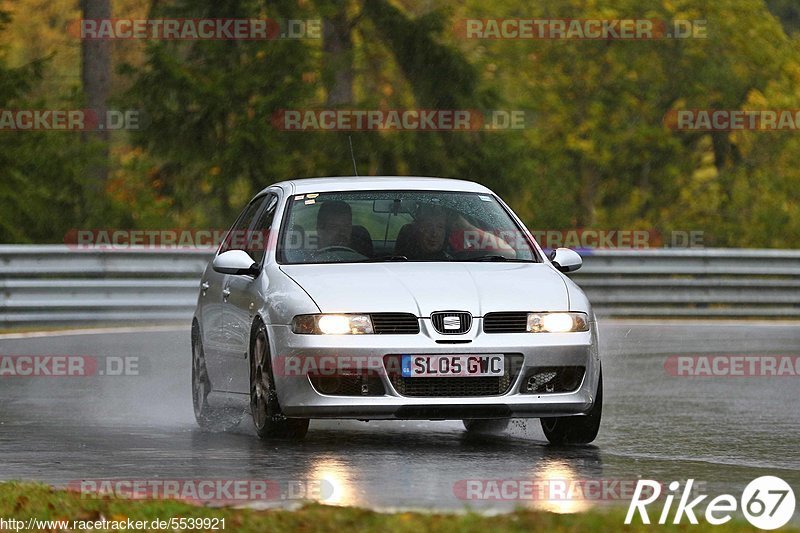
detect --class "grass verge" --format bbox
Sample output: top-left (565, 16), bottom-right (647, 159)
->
top-left (1, 481), bottom-right (795, 532)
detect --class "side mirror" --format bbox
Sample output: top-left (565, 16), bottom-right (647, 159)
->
top-left (213, 250), bottom-right (259, 276)
top-left (549, 248), bottom-right (582, 273)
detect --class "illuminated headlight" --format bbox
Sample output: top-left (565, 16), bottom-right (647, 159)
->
top-left (292, 314), bottom-right (374, 335)
top-left (526, 312), bottom-right (589, 333)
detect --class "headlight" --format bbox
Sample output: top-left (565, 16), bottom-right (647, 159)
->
top-left (292, 314), bottom-right (374, 335)
top-left (526, 312), bottom-right (588, 333)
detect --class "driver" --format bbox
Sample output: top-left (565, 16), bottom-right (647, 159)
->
top-left (316, 200), bottom-right (353, 249)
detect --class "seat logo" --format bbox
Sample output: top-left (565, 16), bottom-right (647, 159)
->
top-left (443, 316), bottom-right (461, 330)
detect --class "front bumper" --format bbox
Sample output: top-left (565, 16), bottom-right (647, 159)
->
top-left (267, 318), bottom-right (601, 420)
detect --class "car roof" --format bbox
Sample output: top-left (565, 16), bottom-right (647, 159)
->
top-left (261, 176), bottom-right (495, 196)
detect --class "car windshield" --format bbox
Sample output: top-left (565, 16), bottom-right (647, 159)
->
top-left (277, 190), bottom-right (539, 264)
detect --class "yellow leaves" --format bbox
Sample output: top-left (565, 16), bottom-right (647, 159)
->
top-left (744, 89), bottom-right (768, 109)
top-left (692, 163), bottom-right (718, 182)
top-left (119, 146), bottom-right (144, 166)
top-left (565, 133), bottom-right (595, 154)
top-left (209, 166), bottom-right (221, 176)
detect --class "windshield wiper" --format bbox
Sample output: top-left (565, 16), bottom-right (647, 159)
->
top-left (361, 255), bottom-right (409, 262)
top-left (469, 254), bottom-right (513, 261)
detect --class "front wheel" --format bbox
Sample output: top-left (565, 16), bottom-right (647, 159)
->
top-left (250, 323), bottom-right (309, 440)
top-left (541, 370), bottom-right (603, 445)
top-left (192, 329), bottom-right (242, 431)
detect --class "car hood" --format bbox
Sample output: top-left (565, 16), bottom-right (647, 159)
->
top-left (279, 262), bottom-right (569, 316)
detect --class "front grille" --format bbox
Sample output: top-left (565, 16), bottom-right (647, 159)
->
top-left (384, 354), bottom-right (523, 397)
top-left (521, 366), bottom-right (585, 394)
top-left (430, 311), bottom-right (472, 334)
top-left (370, 313), bottom-right (420, 334)
top-left (483, 312), bottom-right (528, 333)
top-left (309, 375), bottom-right (386, 396)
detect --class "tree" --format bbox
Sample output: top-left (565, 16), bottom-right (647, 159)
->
top-left (0, 10), bottom-right (92, 243)
top-left (81, 0), bottom-right (111, 185)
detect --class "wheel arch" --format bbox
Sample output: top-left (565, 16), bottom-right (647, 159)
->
top-left (191, 317), bottom-right (200, 337)
top-left (248, 314), bottom-right (274, 378)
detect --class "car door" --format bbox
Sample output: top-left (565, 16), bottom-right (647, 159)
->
top-left (197, 261), bottom-right (226, 366)
top-left (204, 196), bottom-right (267, 391)
top-left (220, 192), bottom-right (279, 393)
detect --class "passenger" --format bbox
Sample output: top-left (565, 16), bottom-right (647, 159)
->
top-left (409, 205), bottom-right (452, 260)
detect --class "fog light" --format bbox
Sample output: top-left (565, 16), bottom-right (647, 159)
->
top-left (526, 371), bottom-right (557, 392)
top-left (314, 376), bottom-right (341, 395)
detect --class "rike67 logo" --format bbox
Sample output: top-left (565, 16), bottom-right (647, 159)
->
top-left (625, 476), bottom-right (795, 529)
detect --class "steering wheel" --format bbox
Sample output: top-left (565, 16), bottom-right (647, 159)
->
top-left (315, 245), bottom-right (363, 255)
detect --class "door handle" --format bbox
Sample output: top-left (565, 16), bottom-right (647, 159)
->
top-left (222, 288), bottom-right (231, 297)
top-left (201, 281), bottom-right (210, 290)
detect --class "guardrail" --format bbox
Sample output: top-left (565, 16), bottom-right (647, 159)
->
top-left (571, 248), bottom-right (800, 317)
top-left (0, 246), bottom-right (798, 326)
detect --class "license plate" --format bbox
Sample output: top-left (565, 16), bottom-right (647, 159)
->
top-left (401, 355), bottom-right (504, 378)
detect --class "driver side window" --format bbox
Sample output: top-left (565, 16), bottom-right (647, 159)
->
top-left (248, 194), bottom-right (278, 264)
top-left (219, 196), bottom-right (267, 255)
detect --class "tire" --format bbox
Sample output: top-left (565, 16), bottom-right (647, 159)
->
top-left (463, 418), bottom-right (510, 434)
top-left (250, 322), bottom-right (309, 440)
top-left (192, 326), bottom-right (243, 431)
top-left (541, 369), bottom-right (603, 445)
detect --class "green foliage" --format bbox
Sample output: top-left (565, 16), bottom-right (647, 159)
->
top-left (0, 9), bottom-right (96, 243)
top-left (1, 0), bottom-right (800, 247)
top-left (766, 0), bottom-right (800, 36)
top-left (120, 0), bottom-right (320, 225)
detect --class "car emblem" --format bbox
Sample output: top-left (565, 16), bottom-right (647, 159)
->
top-left (443, 316), bottom-right (461, 330)
top-left (431, 311), bottom-right (472, 334)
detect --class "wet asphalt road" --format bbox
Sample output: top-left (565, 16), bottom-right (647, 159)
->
top-left (0, 322), bottom-right (798, 518)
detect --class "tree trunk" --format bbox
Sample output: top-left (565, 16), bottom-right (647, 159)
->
top-left (81, 0), bottom-right (111, 185)
top-left (322, 10), bottom-right (354, 105)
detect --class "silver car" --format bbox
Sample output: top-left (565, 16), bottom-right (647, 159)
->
top-left (191, 177), bottom-right (602, 444)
